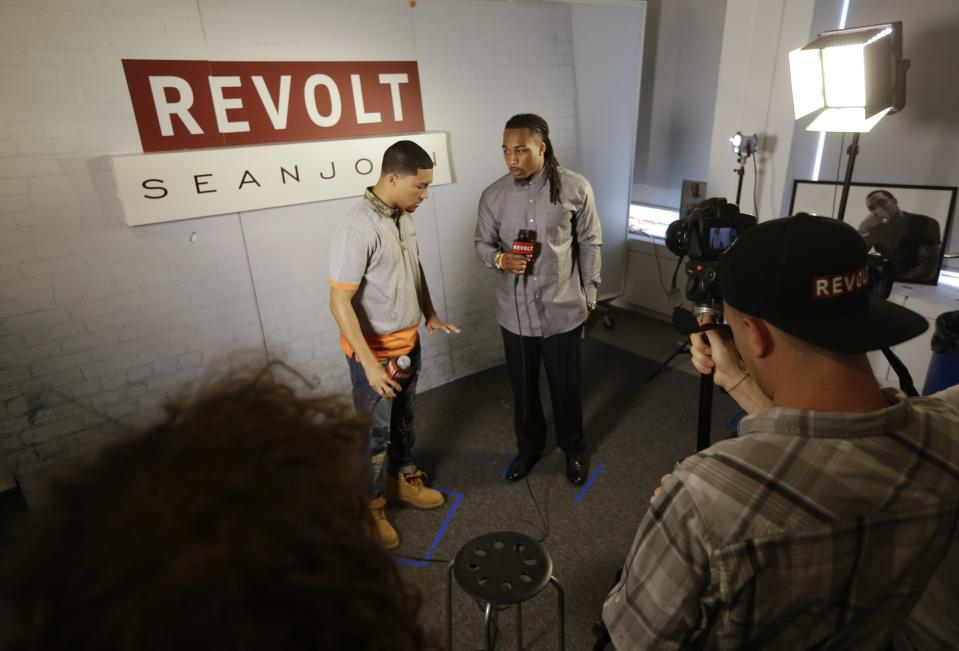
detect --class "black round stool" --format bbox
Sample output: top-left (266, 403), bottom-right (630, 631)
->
top-left (446, 531), bottom-right (565, 650)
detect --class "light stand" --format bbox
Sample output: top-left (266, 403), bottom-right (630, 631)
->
top-left (789, 21), bottom-right (917, 396)
top-left (730, 131), bottom-right (759, 206)
top-left (831, 131), bottom-right (917, 389)
top-left (834, 132), bottom-right (860, 222)
top-left (842, 133), bottom-right (920, 396)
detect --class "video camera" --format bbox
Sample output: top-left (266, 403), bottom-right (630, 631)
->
top-left (665, 198), bottom-right (756, 307)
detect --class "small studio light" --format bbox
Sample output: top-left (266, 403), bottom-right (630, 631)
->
top-left (788, 22), bottom-right (908, 132)
top-left (729, 132), bottom-right (758, 157)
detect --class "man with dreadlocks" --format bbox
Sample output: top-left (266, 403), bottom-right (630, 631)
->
top-left (474, 113), bottom-right (602, 486)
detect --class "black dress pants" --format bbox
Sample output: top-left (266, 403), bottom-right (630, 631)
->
top-left (501, 325), bottom-right (585, 457)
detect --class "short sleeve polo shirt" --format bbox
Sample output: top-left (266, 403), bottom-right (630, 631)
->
top-left (329, 188), bottom-right (423, 359)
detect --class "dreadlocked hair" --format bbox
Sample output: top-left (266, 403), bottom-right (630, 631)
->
top-left (505, 113), bottom-right (562, 204)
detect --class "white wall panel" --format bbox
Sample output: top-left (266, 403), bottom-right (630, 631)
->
top-left (0, 0), bottom-right (580, 501)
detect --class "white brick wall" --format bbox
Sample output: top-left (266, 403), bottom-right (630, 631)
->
top-left (0, 0), bottom-right (579, 504)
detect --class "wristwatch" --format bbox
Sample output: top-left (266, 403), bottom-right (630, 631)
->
top-left (586, 301), bottom-right (596, 310)
top-left (494, 252), bottom-right (506, 270)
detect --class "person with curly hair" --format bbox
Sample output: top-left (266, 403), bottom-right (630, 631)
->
top-left (0, 365), bottom-right (433, 651)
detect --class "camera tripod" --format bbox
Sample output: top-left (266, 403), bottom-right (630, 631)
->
top-left (645, 139), bottom-right (756, 450)
top-left (644, 303), bottom-right (724, 451)
top-left (644, 339), bottom-right (691, 382)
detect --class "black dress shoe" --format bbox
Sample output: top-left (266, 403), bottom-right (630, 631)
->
top-left (566, 454), bottom-right (588, 485)
top-left (505, 455), bottom-right (540, 482)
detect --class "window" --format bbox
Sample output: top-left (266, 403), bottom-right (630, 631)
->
top-left (628, 203), bottom-right (678, 240)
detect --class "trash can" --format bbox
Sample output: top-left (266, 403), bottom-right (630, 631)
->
top-left (923, 310), bottom-right (959, 395)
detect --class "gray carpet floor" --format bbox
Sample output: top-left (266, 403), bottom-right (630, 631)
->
top-left (387, 334), bottom-right (741, 650)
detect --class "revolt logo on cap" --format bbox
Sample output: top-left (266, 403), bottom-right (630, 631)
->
top-left (718, 213), bottom-right (929, 353)
top-left (812, 265), bottom-right (869, 299)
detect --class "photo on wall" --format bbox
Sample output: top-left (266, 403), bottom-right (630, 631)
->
top-left (789, 180), bottom-right (957, 285)
top-left (680, 179), bottom-right (707, 218)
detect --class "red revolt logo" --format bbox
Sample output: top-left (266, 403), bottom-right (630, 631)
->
top-left (122, 60), bottom-right (425, 152)
top-left (512, 240), bottom-right (535, 256)
top-left (812, 265), bottom-right (869, 299)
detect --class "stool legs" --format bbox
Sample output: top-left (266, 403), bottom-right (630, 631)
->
top-left (446, 564), bottom-right (565, 651)
top-left (484, 603), bottom-right (495, 650)
top-left (550, 575), bottom-right (565, 651)
top-left (447, 562), bottom-right (454, 650)
top-left (516, 602), bottom-right (523, 650)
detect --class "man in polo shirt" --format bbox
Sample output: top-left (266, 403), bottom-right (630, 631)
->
top-left (474, 113), bottom-right (602, 486)
top-left (603, 214), bottom-right (959, 649)
top-left (329, 140), bottom-right (460, 550)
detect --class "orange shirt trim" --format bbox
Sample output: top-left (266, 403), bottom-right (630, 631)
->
top-left (339, 324), bottom-right (419, 360)
top-left (329, 279), bottom-right (360, 291)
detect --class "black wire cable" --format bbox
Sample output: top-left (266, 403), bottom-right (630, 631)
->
top-left (670, 254), bottom-right (685, 293)
top-left (514, 263), bottom-right (551, 545)
top-left (831, 133), bottom-right (845, 216)
top-left (389, 472), bottom-right (552, 565)
top-left (751, 154), bottom-right (760, 219)
top-left (391, 263), bottom-right (550, 569)
top-left (526, 473), bottom-right (551, 543)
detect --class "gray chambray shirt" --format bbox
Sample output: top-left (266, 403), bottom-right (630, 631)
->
top-left (474, 167), bottom-right (602, 338)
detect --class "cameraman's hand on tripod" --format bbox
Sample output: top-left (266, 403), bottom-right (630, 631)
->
top-left (690, 315), bottom-right (773, 414)
top-left (690, 315), bottom-right (743, 390)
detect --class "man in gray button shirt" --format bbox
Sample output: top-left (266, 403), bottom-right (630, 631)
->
top-left (474, 113), bottom-right (602, 485)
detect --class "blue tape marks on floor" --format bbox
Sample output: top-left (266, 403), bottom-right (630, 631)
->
top-left (394, 459), bottom-right (604, 568)
top-left (391, 487), bottom-right (463, 568)
top-left (501, 455), bottom-right (518, 479)
top-left (503, 455), bottom-right (605, 503)
top-left (574, 461), bottom-right (604, 503)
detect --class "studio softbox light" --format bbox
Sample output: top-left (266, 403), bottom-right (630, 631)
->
top-left (789, 21), bottom-right (908, 133)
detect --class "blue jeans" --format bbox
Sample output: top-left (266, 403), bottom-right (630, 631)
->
top-left (347, 344), bottom-right (421, 497)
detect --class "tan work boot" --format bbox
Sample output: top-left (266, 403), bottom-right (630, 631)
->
top-left (369, 496), bottom-right (399, 549)
top-left (386, 468), bottom-right (445, 509)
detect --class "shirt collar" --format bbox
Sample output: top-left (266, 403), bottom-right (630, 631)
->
top-left (737, 388), bottom-right (911, 440)
top-left (513, 168), bottom-right (548, 190)
top-left (364, 187), bottom-right (403, 219)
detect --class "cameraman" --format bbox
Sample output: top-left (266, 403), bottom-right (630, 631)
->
top-left (602, 214), bottom-right (959, 649)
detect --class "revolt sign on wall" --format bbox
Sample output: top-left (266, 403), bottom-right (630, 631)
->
top-left (114, 59), bottom-right (447, 226)
top-left (112, 132), bottom-right (452, 226)
top-left (122, 59), bottom-right (425, 152)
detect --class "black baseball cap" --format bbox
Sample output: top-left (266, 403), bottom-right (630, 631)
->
top-left (718, 213), bottom-right (928, 353)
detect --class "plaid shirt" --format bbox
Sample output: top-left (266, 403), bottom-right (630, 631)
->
top-left (603, 386), bottom-right (959, 650)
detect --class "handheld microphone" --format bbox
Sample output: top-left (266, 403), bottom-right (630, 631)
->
top-left (512, 229), bottom-right (536, 257)
top-left (511, 230), bottom-right (536, 277)
top-left (386, 354), bottom-right (413, 385)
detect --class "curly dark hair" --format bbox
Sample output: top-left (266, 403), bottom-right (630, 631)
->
top-left (1, 365), bottom-right (431, 651)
